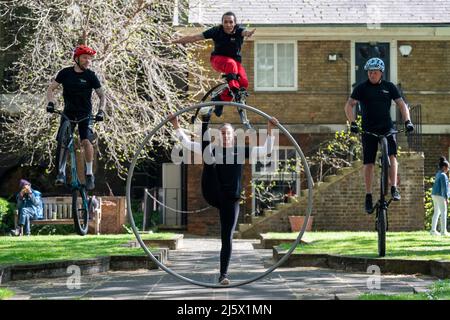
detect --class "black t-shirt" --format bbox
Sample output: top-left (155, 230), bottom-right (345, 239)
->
top-left (55, 67), bottom-right (101, 115)
top-left (351, 80), bottom-right (401, 133)
top-left (202, 25), bottom-right (245, 62)
top-left (214, 146), bottom-right (251, 199)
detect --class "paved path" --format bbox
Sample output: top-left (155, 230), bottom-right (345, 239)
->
top-left (3, 238), bottom-right (436, 300)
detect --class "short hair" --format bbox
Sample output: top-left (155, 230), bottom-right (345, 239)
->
top-left (219, 123), bottom-right (234, 131)
top-left (221, 11), bottom-right (237, 23)
top-left (439, 156), bottom-right (449, 169)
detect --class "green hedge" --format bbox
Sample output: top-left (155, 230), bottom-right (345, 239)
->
top-left (0, 197), bottom-right (16, 235)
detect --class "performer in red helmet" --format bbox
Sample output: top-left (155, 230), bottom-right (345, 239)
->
top-left (46, 44), bottom-right (106, 190)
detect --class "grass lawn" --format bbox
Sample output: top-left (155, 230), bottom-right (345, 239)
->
top-left (270, 231), bottom-right (450, 260)
top-left (359, 279), bottom-right (450, 300)
top-left (0, 288), bottom-right (15, 300)
top-left (0, 233), bottom-right (177, 266)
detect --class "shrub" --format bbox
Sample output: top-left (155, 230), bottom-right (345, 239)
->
top-left (30, 224), bottom-right (75, 235)
top-left (0, 198), bottom-right (16, 235)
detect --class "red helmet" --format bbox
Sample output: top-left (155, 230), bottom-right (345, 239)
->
top-left (73, 45), bottom-right (96, 59)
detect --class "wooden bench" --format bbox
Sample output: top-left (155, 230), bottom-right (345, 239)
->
top-left (14, 196), bottom-right (102, 235)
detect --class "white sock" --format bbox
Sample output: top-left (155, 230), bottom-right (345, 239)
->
top-left (86, 162), bottom-right (93, 175)
top-left (59, 161), bottom-right (66, 175)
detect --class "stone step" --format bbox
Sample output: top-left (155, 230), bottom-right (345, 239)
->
top-left (263, 209), bottom-right (276, 217)
top-left (232, 231), bottom-right (241, 239)
top-left (251, 216), bottom-right (264, 224)
top-left (238, 223), bottom-right (253, 232)
top-left (275, 202), bottom-right (288, 210)
top-left (323, 174), bottom-right (339, 183)
top-left (337, 166), bottom-right (354, 175)
top-left (352, 160), bottom-right (363, 168)
top-left (287, 196), bottom-right (299, 204)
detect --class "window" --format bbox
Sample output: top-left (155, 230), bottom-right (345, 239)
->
top-left (254, 147), bottom-right (299, 176)
top-left (251, 147), bottom-right (300, 216)
top-left (254, 41), bottom-right (297, 91)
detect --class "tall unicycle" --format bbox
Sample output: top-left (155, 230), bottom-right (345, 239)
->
top-left (377, 137), bottom-right (389, 257)
top-left (72, 184), bottom-right (90, 235)
top-left (376, 205), bottom-right (387, 257)
top-left (380, 137), bottom-right (390, 197)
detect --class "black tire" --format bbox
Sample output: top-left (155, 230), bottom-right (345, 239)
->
top-left (191, 83), bottom-right (229, 124)
top-left (55, 120), bottom-right (72, 175)
top-left (377, 206), bottom-right (387, 257)
top-left (380, 137), bottom-right (390, 197)
top-left (72, 187), bottom-right (89, 236)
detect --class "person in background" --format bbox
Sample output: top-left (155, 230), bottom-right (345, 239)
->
top-left (430, 156), bottom-right (449, 236)
top-left (11, 179), bottom-right (43, 236)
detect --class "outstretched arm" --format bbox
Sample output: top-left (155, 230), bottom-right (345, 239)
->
top-left (168, 114), bottom-right (202, 154)
top-left (172, 33), bottom-right (205, 45)
top-left (251, 117), bottom-right (278, 158)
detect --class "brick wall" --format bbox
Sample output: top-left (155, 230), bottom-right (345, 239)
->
top-left (311, 153), bottom-right (425, 231)
top-left (240, 152), bottom-right (425, 237)
top-left (196, 40), bottom-right (351, 126)
top-left (421, 135), bottom-right (450, 177)
top-left (382, 41), bottom-right (450, 183)
top-left (98, 196), bottom-right (127, 234)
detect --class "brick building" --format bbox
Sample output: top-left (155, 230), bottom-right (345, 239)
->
top-left (173, 1), bottom-right (450, 235)
top-left (1, 1), bottom-right (449, 235)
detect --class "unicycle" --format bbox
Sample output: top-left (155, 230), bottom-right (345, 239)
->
top-left (191, 74), bottom-right (252, 129)
top-left (54, 110), bottom-right (97, 236)
top-left (362, 129), bottom-right (405, 257)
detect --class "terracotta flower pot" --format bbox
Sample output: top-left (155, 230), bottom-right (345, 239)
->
top-left (288, 215), bottom-right (313, 232)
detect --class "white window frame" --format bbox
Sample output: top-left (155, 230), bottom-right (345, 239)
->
top-left (251, 146), bottom-right (301, 215)
top-left (254, 40), bottom-right (298, 92)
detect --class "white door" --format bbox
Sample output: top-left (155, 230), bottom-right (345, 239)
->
top-left (162, 163), bottom-right (182, 226)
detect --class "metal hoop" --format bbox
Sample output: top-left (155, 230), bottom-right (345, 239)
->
top-left (144, 188), bottom-right (212, 214)
top-left (126, 101), bottom-right (314, 288)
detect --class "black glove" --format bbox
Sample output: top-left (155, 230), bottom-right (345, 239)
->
top-left (350, 121), bottom-right (359, 134)
top-left (405, 120), bottom-right (414, 133)
top-left (95, 110), bottom-right (104, 122)
top-left (47, 102), bottom-right (55, 113)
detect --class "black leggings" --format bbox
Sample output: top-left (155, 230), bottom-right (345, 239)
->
top-left (201, 122), bottom-right (240, 276)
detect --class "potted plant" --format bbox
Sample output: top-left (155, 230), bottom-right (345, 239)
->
top-left (288, 215), bottom-right (313, 232)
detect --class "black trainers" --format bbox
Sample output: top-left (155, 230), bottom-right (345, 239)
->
top-left (55, 172), bottom-right (66, 186)
top-left (85, 174), bottom-right (95, 191)
top-left (218, 274), bottom-right (230, 285)
top-left (231, 87), bottom-right (248, 103)
top-left (211, 95), bottom-right (224, 117)
top-left (365, 194), bottom-right (373, 214)
top-left (391, 186), bottom-right (401, 201)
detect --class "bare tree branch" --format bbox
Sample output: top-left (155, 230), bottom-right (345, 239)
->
top-left (0, 0), bottom-right (216, 178)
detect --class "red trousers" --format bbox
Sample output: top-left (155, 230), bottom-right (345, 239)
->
top-left (210, 55), bottom-right (248, 101)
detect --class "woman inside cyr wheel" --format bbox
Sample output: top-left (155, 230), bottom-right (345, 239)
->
top-left (168, 111), bottom-right (277, 285)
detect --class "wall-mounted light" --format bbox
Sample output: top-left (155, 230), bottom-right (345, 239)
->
top-left (328, 54), bottom-right (337, 61)
top-left (399, 44), bottom-right (412, 57)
